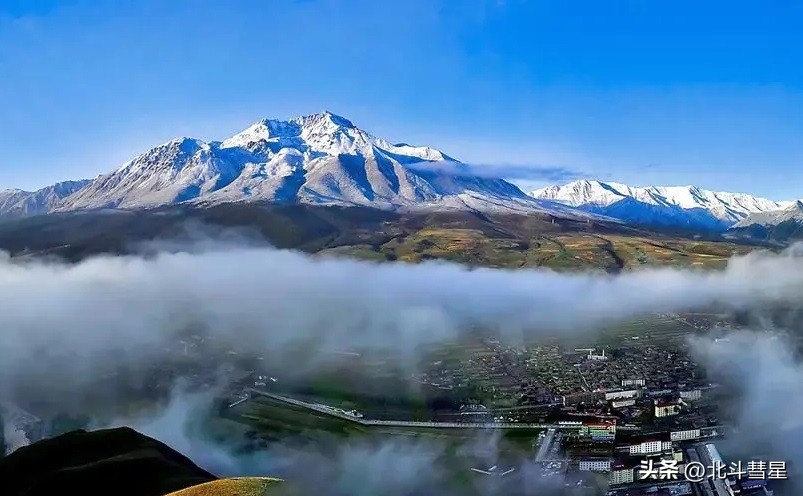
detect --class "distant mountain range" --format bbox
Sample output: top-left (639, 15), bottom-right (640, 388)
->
top-left (729, 200), bottom-right (803, 241)
top-left (0, 180), bottom-right (90, 218)
top-left (530, 180), bottom-right (802, 233)
top-left (0, 112), bottom-right (800, 237)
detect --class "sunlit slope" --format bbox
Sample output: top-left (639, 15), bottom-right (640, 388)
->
top-left (164, 478), bottom-right (285, 496)
top-left (324, 229), bottom-right (753, 270)
top-left (0, 203), bottom-right (763, 269)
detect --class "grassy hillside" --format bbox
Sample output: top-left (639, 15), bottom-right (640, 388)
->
top-left (0, 204), bottom-right (763, 270)
top-left (165, 478), bottom-right (285, 496)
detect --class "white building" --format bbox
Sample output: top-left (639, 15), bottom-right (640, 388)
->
top-left (679, 389), bottom-right (702, 401)
top-left (629, 440), bottom-right (672, 456)
top-left (622, 378), bottom-right (646, 387)
top-left (611, 399), bottom-right (636, 409)
top-left (609, 465), bottom-right (634, 485)
top-left (605, 389), bottom-right (641, 401)
top-left (588, 349), bottom-right (608, 360)
top-left (654, 400), bottom-right (680, 418)
top-left (579, 459), bottom-right (612, 472)
top-left (670, 429), bottom-right (701, 441)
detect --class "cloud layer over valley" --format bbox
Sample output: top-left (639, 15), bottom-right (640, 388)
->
top-left (2, 239), bottom-right (803, 493)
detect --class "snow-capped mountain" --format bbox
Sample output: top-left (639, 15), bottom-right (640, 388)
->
top-left (732, 200), bottom-right (803, 228)
top-left (6, 113), bottom-right (793, 233)
top-left (55, 112), bottom-right (592, 218)
top-left (530, 180), bottom-right (793, 230)
top-left (0, 180), bottom-right (91, 218)
top-left (728, 201), bottom-right (803, 241)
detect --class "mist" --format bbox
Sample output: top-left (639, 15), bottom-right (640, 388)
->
top-left (111, 385), bottom-right (595, 496)
top-left (691, 331), bottom-right (803, 492)
top-left (404, 160), bottom-right (587, 184)
top-left (2, 239), bottom-right (803, 492)
top-left (1, 241), bottom-right (803, 386)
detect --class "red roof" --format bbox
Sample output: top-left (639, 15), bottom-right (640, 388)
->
top-left (583, 419), bottom-right (616, 427)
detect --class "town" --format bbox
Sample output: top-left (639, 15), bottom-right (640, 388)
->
top-left (1, 312), bottom-right (787, 495)
top-left (213, 312), bottom-right (784, 495)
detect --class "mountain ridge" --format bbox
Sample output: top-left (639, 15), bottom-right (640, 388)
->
top-left (0, 180), bottom-right (91, 219)
top-left (0, 115), bottom-right (798, 238)
top-left (530, 179), bottom-right (796, 231)
top-left (1, 111), bottom-right (598, 222)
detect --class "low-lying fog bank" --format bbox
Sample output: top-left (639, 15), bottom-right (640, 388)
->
top-left (1, 239), bottom-right (802, 494)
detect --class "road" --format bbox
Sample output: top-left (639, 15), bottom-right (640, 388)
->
top-left (246, 388), bottom-right (640, 431)
top-left (535, 428), bottom-right (557, 461)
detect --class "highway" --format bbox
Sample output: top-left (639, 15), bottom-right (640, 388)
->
top-left (246, 388), bottom-right (640, 431)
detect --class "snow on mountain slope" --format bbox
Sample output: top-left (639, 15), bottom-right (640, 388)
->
top-left (220, 112), bottom-right (451, 162)
top-left (55, 111), bottom-right (593, 219)
top-left (531, 180), bottom-right (792, 230)
top-left (732, 200), bottom-right (803, 228)
top-left (5, 116), bottom-right (793, 231)
top-left (60, 138), bottom-right (244, 209)
top-left (0, 180), bottom-right (90, 218)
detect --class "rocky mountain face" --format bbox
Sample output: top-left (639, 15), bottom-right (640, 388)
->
top-left (728, 200), bottom-right (803, 241)
top-left (18, 112), bottom-right (581, 219)
top-left (732, 200), bottom-right (803, 228)
top-left (0, 180), bottom-right (91, 218)
top-left (2, 115), bottom-right (797, 239)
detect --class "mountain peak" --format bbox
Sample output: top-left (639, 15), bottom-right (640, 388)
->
top-left (294, 111), bottom-right (354, 129)
top-left (531, 179), bottom-right (792, 230)
top-left (731, 198), bottom-right (803, 229)
top-left (49, 111), bottom-right (515, 214)
top-left (221, 111), bottom-right (363, 153)
top-left (216, 112), bottom-right (453, 163)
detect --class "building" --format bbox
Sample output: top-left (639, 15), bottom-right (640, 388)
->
top-left (670, 429), bottom-right (701, 441)
top-left (739, 478), bottom-right (768, 491)
top-left (654, 398), bottom-right (681, 418)
top-left (703, 443), bottom-right (733, 496)
top-left (629, 439), bottom-right (673, 456)
top-left (679, 389), bottom-right (702, 401)
top-left (611, 398), bottom-right (636, 409)
top-left (605, 389), bottom-right (641, 401)
top-left (622, 378), bottom-right (646, 387)
top-left (579, 459), bottom-right (611, 472)
top-left (609, 462), bottom-right (635, 485)
top-left (561, 391), bottom-right (601, 406)
top-left (588, 349), bottom-right (608, 360)
top-left (579, 420), bottom-right (616, 441)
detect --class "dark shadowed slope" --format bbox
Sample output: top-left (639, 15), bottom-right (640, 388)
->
top-left (0, 427), bottom-right (216, 496)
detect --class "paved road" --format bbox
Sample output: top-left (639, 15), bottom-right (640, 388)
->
top-left (246, 389), bottom-right (640, 432)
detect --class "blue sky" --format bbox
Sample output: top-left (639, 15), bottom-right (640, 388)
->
top-left (1, 0), bottom-right (802, 199)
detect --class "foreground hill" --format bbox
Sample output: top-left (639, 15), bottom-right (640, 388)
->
top-left (0, 203), bottom-right (759, 270)
top-left (165, 478), bottom-right (286, 496)
top-left (0, 427), bottom-right (285, 496)
top-left (0, 427), bottom-right (214, 496)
